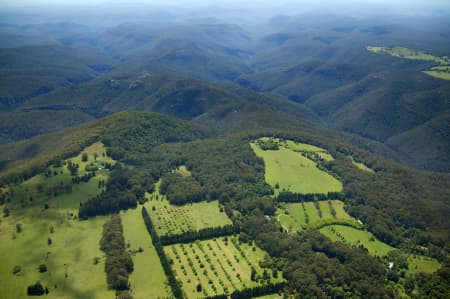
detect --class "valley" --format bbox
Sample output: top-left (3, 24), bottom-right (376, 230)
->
top-left (0, 2), bottom-right (449, 298)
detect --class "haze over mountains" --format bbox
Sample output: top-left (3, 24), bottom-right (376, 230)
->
top-left (1, 0), bottom-right (449, 173)
top-left (1, 2), bottom-right (450, 299)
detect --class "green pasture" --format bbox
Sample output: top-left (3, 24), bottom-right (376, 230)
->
top-left (0, 209), bottom-right (113, 299)
top-left (366, 46), bottom-right (450, 65)
top-left (165, 236), bottom-right (283, 298)
top-left (320, 225), bottom-right (395, 257)
top-left (367, 46), bottom-right (450, 80)
top-left (423, 70), bottom-right (450, 80)
top-left (277, 200), bottom-right (355, 232)
top-left (406, 255), bottom-right (441, 275)
top-left (276, 138), bottom-right (334, 161)
top-left (250, 142), bottom-right (342, 195)
top-left (350, 157), bottom-right (375, 173)
top-left (175, 165), bottom-right (192, 177)
top-left (121, 207), bottom-right (171, 298)
top-left (0, 142), bottom-right (117, 298)
top-left (147, 181), bottom-right (232, 236)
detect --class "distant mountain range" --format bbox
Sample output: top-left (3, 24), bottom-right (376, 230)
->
top-left (0, 15), bottom-right (449, 171)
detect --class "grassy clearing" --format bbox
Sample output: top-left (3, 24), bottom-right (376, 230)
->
top-left (367, 46), bottom-right (450, 80)
top-left (251, 142), bottom-right (342, 195)
top-left (147, 182), bottom-right (232, 236)
top-left (350, 157), bottom-right (375, 173)
top-left (121, 206), bottom-right (171, 298)
top-left (366, 46), bottom-right (450, 65)
top-left (423, 70), bottom-right (450, 80)
top-left (320, 225), bottom-right (395, 257)
top-left (278, 139), bottom-right (334, 162)
top-left (277, 200), bottom-right (354, 232)
top-left (406, 255), bottom-right (441, 275)
top-left (164, 236), bottom-right (283, 298)
top-left (0, 210), bottom-right (113, 299)
top-left (10, 142), bottom-right (114, 212)
top-left (0, 142), bottom-right (117, 298)
top-left (175, 165), bottom-right (192, 177)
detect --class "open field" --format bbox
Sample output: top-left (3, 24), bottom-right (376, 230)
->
top-left (366, 46), bottom-right (450, 65)
top-left (282, 140), bottom-right (334, 161)
top-left (277, 200), bottom-right (356, 232)
top-left (164, 236), bottom-right (283, 298)
top-left (251, 141), bottom-right (342, 195)
top-left (0, 210), bottom-right (113, 299)
top-left (121, 206), bottom-right (171, 298)
top-left (0, 142), bottom-right (117, 298)
top-left (367, 46), bottom-right (450, 80)
top-left (350, 157), bottom-right (375, 173)
top-left (11, 142), bottom-right (114, 212)
top-left (320, 225), bottom-right (395, 257)
top-left (147, 182), bottom-right (232, 236)
top-left (423, 70), bottom-right (450, 80)
top-left (406, 255), bottom-right (441, 275)
top-left (175, 165), bottom-right (192, 177)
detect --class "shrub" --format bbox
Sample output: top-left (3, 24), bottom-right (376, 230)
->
top-left (16, 223), bottom-right (22, 233)
top-left (27, 281), bottom-right (45, 296)
top-left (12, 265), bottom-right (21, 275)
top-left (3, 206), bottom-right (10, 217)
top-left (38, 264), bottom-right (47, 273)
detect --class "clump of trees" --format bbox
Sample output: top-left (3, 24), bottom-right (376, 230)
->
top-left (277, 191), bottom-right (344, 202)
top-left (100, 215), bottom-right (133, 291)
top-left (79, 164), bottom-right (148, 219)
top-left (71, 172), bottom-right (95, 184)
top-left (255, 139), bottom-right (279, 151)
top-left (160, 173), bottom-right (204, 205)
top-left (27, 281), bottom-right (48, 296)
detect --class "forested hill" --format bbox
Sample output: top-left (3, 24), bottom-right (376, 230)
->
top-left (0, 111), bottom-right (208, 182)
top-left (0, 110), bottom-right (449, 298)
top-left (1, 110), bottom-right (449, 243)
top-left (0, 72), bottom-right (320, 142)
top-left (1, 16), bottom-right (449, 171)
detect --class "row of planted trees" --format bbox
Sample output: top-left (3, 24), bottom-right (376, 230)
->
top-left (202, 282), bottom-right (285, 299)
top-left (160, 224), bottom-right (240, 246)
top-left (142, 206), bottom-right (284, 299)
top-left (142, 206), bottom-right (184, 298)
top-left (277, 191), bottom-right (344, 202)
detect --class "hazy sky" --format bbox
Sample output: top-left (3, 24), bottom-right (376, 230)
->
top-left (1, 0), bottom-right (449, 25)
top-left (2, 0), bottom-right (450, 6)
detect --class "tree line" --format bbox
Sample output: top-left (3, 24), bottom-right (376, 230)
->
top-left (142, 206), bottom-right (183, 298)
top-left (202, 281), bottom-right (285, 299)
top-left (276, 191), bottom-right (344, 202)
top-left (100, 215), bottom-right (133, 291)
top-left (160, 224), bottom-right (240, 246)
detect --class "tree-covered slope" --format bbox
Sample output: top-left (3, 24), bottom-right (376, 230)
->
top-left (0, 44), bottom-right (114, 109)
top-left (1, 110), bottom-right (449, 298)
top-left (1, 72), bottom-right (319, 138)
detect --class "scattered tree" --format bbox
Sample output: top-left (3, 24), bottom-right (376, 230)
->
top-left (16, 223), bottom-right (22, 233)
top-left (38, 264), bottom-right (47, 273)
